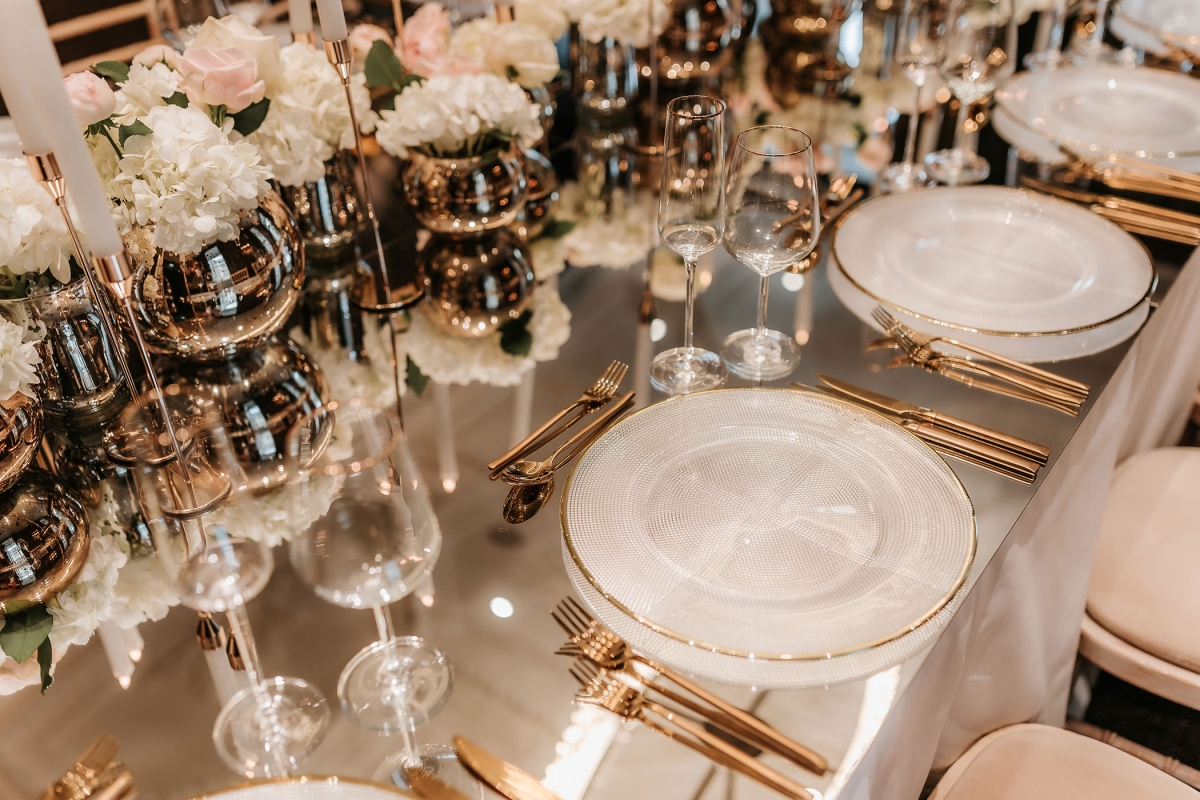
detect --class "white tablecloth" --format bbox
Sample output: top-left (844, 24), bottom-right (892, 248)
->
top-left (840, 249), bottom-right (1200, 799)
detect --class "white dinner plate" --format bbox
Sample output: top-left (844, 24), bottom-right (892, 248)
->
top-left (191, 777), bottom-right (414, 800)
top-left (995, 65), bottom-right (1200, 163)
top-left (562, 388), bottom-right (975, 669)
top-left (1111, 0), bottom-right (1200, 57)
top-left (830, 186), bottom-right (1154, 363)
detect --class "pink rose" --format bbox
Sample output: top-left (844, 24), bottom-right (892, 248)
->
top-left (349, 23), bottom-right (392, 67)
top-left (64, 71), bottom-right (116, 126)
top-left (398, 3), bottom-right (481, 77)
top-left (132, 44), bottom-right (181, 69)
top-left (177, 46), bottom-right (265, 113)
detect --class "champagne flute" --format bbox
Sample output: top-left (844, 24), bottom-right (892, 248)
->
top-left (652, 95), bottom-right (728, 396)
top-left (924, 0), bottom-right (1016, 186)
top-left (286, 401), bottom-right (452, 776)
top-left (878, 0), bottom-right (947, 193)
top-left (720, 126), bottom-right (819, 380)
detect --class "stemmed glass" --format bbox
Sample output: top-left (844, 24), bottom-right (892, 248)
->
top-left (924, 0), bottom-right (1017, 185)
top-left (878, 0), bottom-right (946, 193)
top-left (720, 126), bottom-right (820, 381)
top-left (286, 401), bottom-right (453, 780)
top-left (651, 95), bottom-right (728, 396)
top-left (123, 388), bottom-right (329, 778)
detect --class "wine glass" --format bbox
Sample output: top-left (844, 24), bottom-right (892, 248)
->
top-left (286, 400), bottom-right (452, 776)
top-left (878, 0), bottom-right (946, 193)
top-left (924, 0), bottom-right (1017, 185)
top-left (652, 95), bottom-right (728, 396)
top-left (720, 126), bottom-right (819, 380)
top-left (121, 388), bottom-right (329, 778)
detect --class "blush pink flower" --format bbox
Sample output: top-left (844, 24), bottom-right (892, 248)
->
top-left (399, 3), bottom-right (483, 78)
top-left (177, 46), bottom-right (265, 113)
top-left (63, 71), bottom-right (117, 126)
top-left (349, 23), bottom-right (393, 67)
top-left (132, 43), bottom-right (181, 70)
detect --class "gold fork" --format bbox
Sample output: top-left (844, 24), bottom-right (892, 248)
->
top-left (572, 664), bottom-right (813, 800)
top-left (552, 597), bottom-right (827, 775)
top-left (488, 361), bottom-right (628, 479)
top-left (871, 307), bottom-right (1089, 400)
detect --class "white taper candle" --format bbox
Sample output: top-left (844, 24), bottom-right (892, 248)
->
top-left (315, 0), bottom-right (349, 41)
top-left (4, 0), bottom-right (124, 258)
top-left (288, 0), bottom-right (314, 35)
top-left (0, 19), bottom-right (53, 153)
top-left (97, 620), bottom-right (135, 690)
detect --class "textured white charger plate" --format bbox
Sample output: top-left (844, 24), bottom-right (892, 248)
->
top-left (561, 388), bottom-right (975, 687)
top-left (995, 65), bottom-right (1200, 161)
top-left (831, 186), bottom-right (1154, 363)
top-left (1112, 0), bottom-right (1200, 58)
top-left (191, 777), bottom-right (415, 800)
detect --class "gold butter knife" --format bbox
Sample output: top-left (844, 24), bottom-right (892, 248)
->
top-left (405, 766), bottom-right (478, 800)
top-left (454, 737), bottom-right (562, 800)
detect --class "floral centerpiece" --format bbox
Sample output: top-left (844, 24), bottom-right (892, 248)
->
top-left (0, 157), bottom-right (75, 297)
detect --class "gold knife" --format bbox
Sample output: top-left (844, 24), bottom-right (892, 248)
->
top-left (817, 376), bottom-right (1050, 464)
top-left (405, 766), bottom-right (478, 800)
top-left (454, 736), bottom-right (562, 800)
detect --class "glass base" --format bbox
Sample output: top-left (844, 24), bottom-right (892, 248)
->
top-left (650, 347), bottom-right (728, 395)
top-left (373, 743), bottom-right (485, 800)
top-left (722, 329), bottom-right (800, 381)
top-left (876, 162), bottom-right (936, 194)
top-left (213, 676), bottom-right (330, 778)
top-left (338, 636), bottom-right (454, 734)
top-left (924, 149), bottom-right (990, 186)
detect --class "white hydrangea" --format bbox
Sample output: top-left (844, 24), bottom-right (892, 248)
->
top-left (0, 317), bottom-right (41, 402)
top-left (375, 73), bottom-right (543, 158)
top-left (47, 530), bottom-right (128, 651)
top-left (102, 104), bottom-right (272, 255)
top-left (289, 315), bottom-right (407, 407)
top-left (405, 283), bottom-right (571, 386)
top-left (248, 42), bottom-right (378, 187)
top-left (529, 235), bottom-right (566, 280)
top-left (556, 181), bottom-right (657, 270)
top-left (113, 62), bottom-right (184, 122)
top-left (206, 480), bottom-right (336, 549)
top-left (578, 0), bottom-right (670, 48)
top-left (450, 19), bottom-right (561, 89)
top-left (0, 157), bottom-right (73, 285)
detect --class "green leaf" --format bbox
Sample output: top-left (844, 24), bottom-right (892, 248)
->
top-left (36, 637), bottom-right (53, 694)
top-left (84, 118), bottom-right (116, 138)
top-left (405, 356), bottom-right (429, 397)
top-left (0, 605), bottom-right (52, 664)
top-left (505, 65), bottom-right (519, 80)
top-left (364, 39), bottom-right (403, 88)
top-left (540, 219), bottom-right (576, 240)
top-left (499, 310), bottom-right (533, 357)
top-left (396, 72), bottom-right (424, 90)
top-left (231, 97), bottom-right (271, 136)
top-left (117, 120), bottom-right (152, 146)
top-left (209, 104), bottom-right (227, 128)
top-left (753, 109), bottom-right (770, 126)
top-left (92, 60), bottom-right (130, 83)
top-left (165, 91), bottom-right (189, 108)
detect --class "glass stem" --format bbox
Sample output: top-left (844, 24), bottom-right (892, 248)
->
top-left (1091, 0), bottom-right (1110, 46)
top-left (225, 606), bottom-right (290, 778)
top-left (374, 606), bottom-right (419, 769)
top-left (952, 97), bottom-right (971, 156)
top-left (683, 258), bottom-right (697, 351)
top-left (374, 604), bottom-right (397, 644)
top-left (755, 275), bottom-right (769, 335)
top-left (903, 82), bottom-right (922, 165)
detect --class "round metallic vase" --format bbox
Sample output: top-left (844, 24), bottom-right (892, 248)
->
top-left (419, 231), bottom-right (535, 338)
top-left (0, 277), bottom-right (129, 428)
top-left (513, 148), bottom-right (560, 241)
top-left (401, 145), bottom-right (528, 237)
top-left (0, 469), bottom-right (90, 616)
top-left (278, 151), bottom-right (363, 267)
top-left (122, 191), bottom-right (305, 361)
top-left (156, 336), bottom-right (330, 491)
top-left (0, 391), bottom-right (43, 496)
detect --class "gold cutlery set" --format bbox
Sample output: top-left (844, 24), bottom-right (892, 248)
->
top-left (403, 736), bottom-right (561, 800)
top-left (40, 734), bottom-right (135, 800)
top-left (489, 362), bottom-right (634, 524)
top-left (787, 173), bottom-right (865, 274)
top-left (872, 307), bottom-right (1090, 417)
top-left (1055, 143), bottom-right (1200, 206)
top-left (1020, 176), bottom-right (1200, 245)
top-left (552, 597), bottom-right (826, 799)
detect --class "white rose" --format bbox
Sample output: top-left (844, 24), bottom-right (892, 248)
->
top-left (486, 22), bottom-right (561, 88)
top-left (190, 14), bottom-right (282, 84)
top-left (516, 0), bottom-right (569, 40)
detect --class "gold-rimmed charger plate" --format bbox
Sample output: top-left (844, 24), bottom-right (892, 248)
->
top-left (189, 776), bottom-right (417, 800)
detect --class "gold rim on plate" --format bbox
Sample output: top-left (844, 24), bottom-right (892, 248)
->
top-left (559, 386), bottom-right (978, 662)
top-left (188, 776), bottom-right (418, 800)
top-left (830, 187), bottom-right (1158, 339)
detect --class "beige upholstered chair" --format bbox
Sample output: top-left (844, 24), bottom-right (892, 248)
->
top-left (928, 724), bottom-right (1197, 799)
top-left (1080, 447), bottom-right (1200, 712)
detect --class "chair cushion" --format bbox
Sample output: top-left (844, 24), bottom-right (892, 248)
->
top-left (1088, 448), bottom-right (1200, 673)
top-left (929, 724), bottom-right (1197, 799)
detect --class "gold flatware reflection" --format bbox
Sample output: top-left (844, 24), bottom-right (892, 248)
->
top-left (454, 736), bottom-right (561, 800)
top-left (572, 666), bottom-right (813, 800)
top-left (871, 307), bottom-right (1090, 399)
top-left (1020, 177), bottom-right (1200, 245)
top-left (888, 354), bottom-right (1080, 418)
top-left (774, 173), bottom-right (857, 234)
top-left (552, 597), bottom-right (829, 775)
top-left (488, 361), bottom-right (628, 479)
top-left (405, 767), bottom-right (477, 800)
top-left (41, 733), bottom-right (120, 800)
top-left (816, 375), bottom-right (1050, 464)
